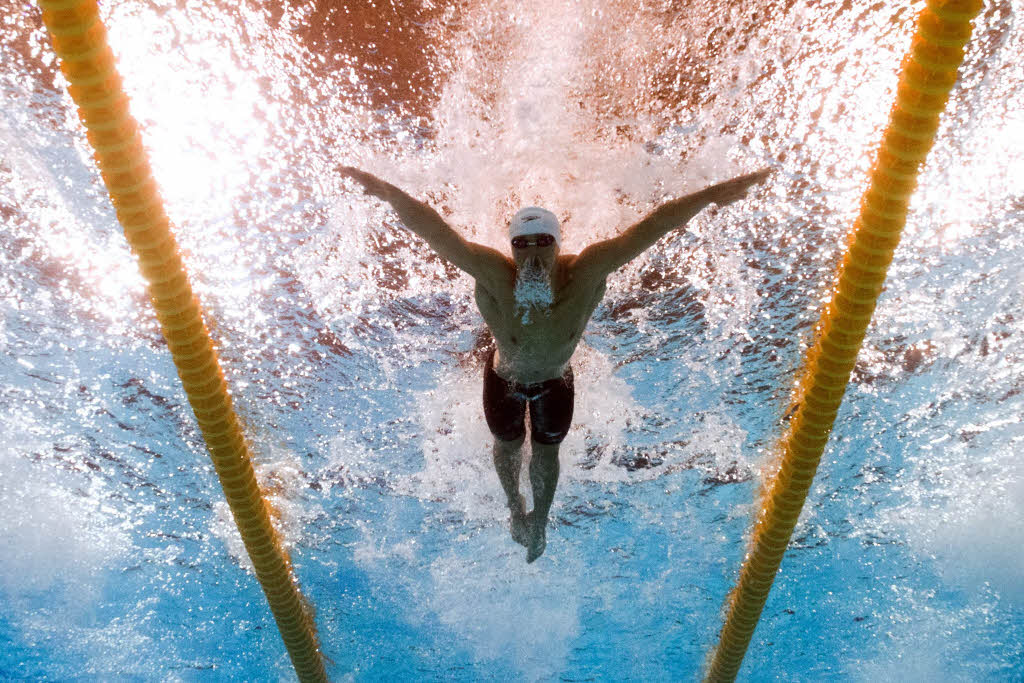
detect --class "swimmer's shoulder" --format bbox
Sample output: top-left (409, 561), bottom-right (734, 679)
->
top-left (564, 250), bottom-right (607, 287)
top-left (467, 242), bottom-right (515, 294)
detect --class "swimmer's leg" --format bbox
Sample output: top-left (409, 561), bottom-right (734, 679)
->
top-left (483, 349), bottom-right (528, 547)
top-left (493, 435), bottom-right (528, 546)
top-left (526, 440), bottom-right (559, 563)
top-left (525, 368), bottom-right (573, 563)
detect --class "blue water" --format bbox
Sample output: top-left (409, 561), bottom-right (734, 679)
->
top-left (2, 0), bottom-right (1023, 680)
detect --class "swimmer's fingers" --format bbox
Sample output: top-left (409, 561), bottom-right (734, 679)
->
top-left (704, 167), bottom-right (773, 205)
top-left (338, 165), bottom-right (394, 198)
top-left (338, 165), bottom-right (366, 182)
top-left (337, 165), bottom-right (378, 189)
top-left (737, 167), bottom-right (773, 187)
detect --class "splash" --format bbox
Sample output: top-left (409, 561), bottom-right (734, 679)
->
top-left (512, 258), bottom-right (554, 324)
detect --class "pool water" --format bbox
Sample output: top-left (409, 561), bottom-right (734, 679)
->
top-left (2, 0), bottom-right (1022, 679)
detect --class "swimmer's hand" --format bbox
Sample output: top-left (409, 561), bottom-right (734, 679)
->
top-left (338, 165), bottom-right (399, 201)
top-left (700, 168), bottom-right (773, 207)
top-left (336, 165), bottom-right (505, 284)
top-left (572, 167), bottom-right (774, 277)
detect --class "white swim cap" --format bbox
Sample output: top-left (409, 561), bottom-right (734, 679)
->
top-left (509, 207), bottom-right (561, 247)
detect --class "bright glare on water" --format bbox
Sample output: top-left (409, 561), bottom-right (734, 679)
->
top-left (1, 0), bottom-right (1022, 680)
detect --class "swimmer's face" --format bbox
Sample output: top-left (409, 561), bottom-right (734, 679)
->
top-left (511, 233), bottom-right (559, 273)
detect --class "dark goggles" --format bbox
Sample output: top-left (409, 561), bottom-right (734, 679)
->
top-left (511, 233), bottom-right (556, 249)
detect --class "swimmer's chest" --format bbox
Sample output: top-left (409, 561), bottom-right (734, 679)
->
top-left (474, 272), bottom-right (606, 349)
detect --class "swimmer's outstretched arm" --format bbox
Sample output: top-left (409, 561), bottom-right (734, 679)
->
top-left (573, 168), bottom-right (772, 279)
top-left (339, 166), bottom-right (508, 287)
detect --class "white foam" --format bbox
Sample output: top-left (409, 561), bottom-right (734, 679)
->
top-left (209, 439), bottom-right (322, 574)
top-left (340, 0), bottom-right (754, 262)
top-left (560, 343), bottom-right (645, 483)
top-left (332, 344), bottom-right (678, 679)
top-left (425, 545), bottom-right (581, 681)
top-left (0, 407), bottom-right (130, 599)
top-left (882, 442), bottom-right (1024, 605)
top-left (851, 585), bottom-right (1006, 683)
top-left (399, 342), bottom-right (655, 512)
top-left (0, 462), bottom-right (124, 600)
top-left (398, 363), bottom-right (509, 522)
top-left (513, 260), bottom-right (555, 324)
top-left (0, 416), bottom-right (143, 674)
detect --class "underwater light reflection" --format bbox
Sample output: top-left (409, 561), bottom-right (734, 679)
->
top-left (100, 4), bottom-right (274, 219)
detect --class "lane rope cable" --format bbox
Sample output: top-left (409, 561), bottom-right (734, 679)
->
top-left (703, 1), bottom-right (985, 680)
top-left (36, 1), bottom-right (329, 680)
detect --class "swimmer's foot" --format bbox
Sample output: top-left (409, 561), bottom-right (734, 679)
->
top-left (525, 511), bottom-right (547, 563)
top-left (509, 494), bottom-right (528, 547)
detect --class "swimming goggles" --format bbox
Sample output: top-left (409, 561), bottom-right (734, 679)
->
top-left (511, 234), bottom-right (556, 249)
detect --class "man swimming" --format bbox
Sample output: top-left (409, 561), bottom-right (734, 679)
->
top-left (339, 165), bottom-right (771, 562)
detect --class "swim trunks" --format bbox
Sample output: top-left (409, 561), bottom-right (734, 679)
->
top-left (483, 348), bottom-right (575, 445)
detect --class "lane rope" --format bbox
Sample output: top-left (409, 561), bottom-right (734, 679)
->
top-left (36, 1), bottom-right (329, 680)
top-left (704, 1), bottom-right (984, 680)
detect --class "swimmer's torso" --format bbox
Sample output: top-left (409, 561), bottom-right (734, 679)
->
top-left (474, 253), bottom-right (607, 385)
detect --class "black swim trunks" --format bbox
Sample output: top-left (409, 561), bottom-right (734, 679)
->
top-left (483, 348), bottom-right (575, 445)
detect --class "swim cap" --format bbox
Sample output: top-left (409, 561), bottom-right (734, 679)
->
top-left (509, 207), bottom-right (561, 247)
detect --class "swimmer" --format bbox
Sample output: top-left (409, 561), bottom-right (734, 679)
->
top-left (339, 165), bottom-right (771, 562)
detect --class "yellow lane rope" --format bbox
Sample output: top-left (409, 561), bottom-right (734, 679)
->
top-left (36, 1), bottom-right (328, 680)
top-left (704, 1), bottom-right (984, 680)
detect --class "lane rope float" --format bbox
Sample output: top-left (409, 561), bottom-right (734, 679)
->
top-left (704, 1), bottom-right (984, 680)
top-left (36, 1), bottom-right (329, 680)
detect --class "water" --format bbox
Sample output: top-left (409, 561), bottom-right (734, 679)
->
top-left (2, 0), bottom-right (1022, 679)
